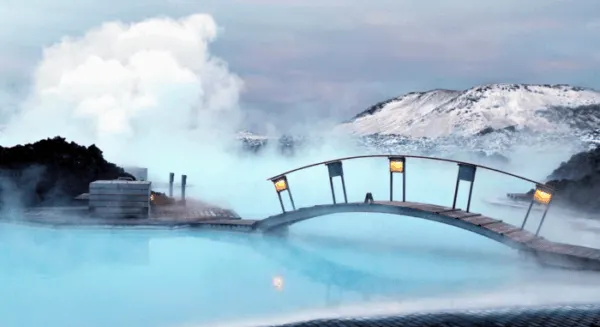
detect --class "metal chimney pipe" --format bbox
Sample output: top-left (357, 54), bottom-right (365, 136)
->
top-left (181, 174), bottom-right (187, 205)
top-left (168, 172), bottom-right (174, 197)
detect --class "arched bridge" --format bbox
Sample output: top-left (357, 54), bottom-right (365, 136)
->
top-left (254, 154), bottom-right (600, 271)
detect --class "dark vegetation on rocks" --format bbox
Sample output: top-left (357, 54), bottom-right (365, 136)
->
top-left (0, 137), bottom-right (133, 208)
top-left (2, 135), bottom-right (598, 213)
top-left (520, 146), bottom-right (600, 212)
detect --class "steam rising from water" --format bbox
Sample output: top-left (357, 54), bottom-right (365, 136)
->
top-left (203, 286), bottom-right (600, 327)
top-left (0, 13), bottom-right (243, 161)
top-left (1, 12), bottom-right (600, 327)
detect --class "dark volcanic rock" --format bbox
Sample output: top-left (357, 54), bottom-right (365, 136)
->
top-left (475, 125), bottom-right (518, 137)
top-left (548, 146), bottom-right (600, 181)
top-left (0, 137), bottom-right (133, 207)
top-left (543, 177), bottom-right (600, 212)
top-left (239, 134), bottom-right (309, 155)
top-left (517, 146), bottom-right (600, 212)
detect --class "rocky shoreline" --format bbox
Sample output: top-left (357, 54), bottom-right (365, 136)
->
top-left (0, 137), bottom-right (133, 207)
top-left (2, 135), bottom-right (598, 214)
top-left (515, 146), bottom-right (600, 213)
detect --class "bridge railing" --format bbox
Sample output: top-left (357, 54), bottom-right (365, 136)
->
top-left (266, 155), bottom-right (555, 236)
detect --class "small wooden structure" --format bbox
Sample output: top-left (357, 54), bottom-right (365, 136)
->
top-left (10, 155), bottom-right (600, 272)
top-left (20, 171), bottom-right (247, 229)
top-left (88, 180), bottom-right (152, 218)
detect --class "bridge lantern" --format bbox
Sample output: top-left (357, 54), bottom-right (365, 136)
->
top-left (389, 158), bottom-right (404, 173)
top-left (388, 156), bottom-right (406, 202)
top-left (271, 175), bottom-right (296, 213)
top-left (521, 184), bottom-right (555, 236)
top-left (533, 187), bottom-right (552, 205)
top-left (274, 178), bottom-right (288, 192)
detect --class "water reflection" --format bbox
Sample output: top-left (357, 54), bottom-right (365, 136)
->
top-left (0, 224), bottom-right (150, 275)
top-left (0, 218), bottom-right (599, 327)
top-left (201, 231), bottom-right (522, 304)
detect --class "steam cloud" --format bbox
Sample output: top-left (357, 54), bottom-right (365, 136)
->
top-left (0, 13), bottom-right (244, 163)
top-left (2, 12), bottom-right (600, 327)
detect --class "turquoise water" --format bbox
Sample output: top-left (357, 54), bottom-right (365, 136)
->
top-left (0, 214), bottom-right (552, 327)
top-left (1, 156), bottom-right (599, 327)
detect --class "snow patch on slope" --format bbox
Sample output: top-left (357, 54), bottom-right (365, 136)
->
top-left (339, 84), bottom-right (600, 137)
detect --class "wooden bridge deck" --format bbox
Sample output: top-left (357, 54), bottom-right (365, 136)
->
top-left (250, 154), bottom-right (600, 271)
top-left (253, 200), bottom-right (600, 271)
top-left (374, 201), bottom-right (600, 267)
top-left (375, 200), bottom-right (541, 245)
top-left (18, 205), bottom-right (245, 228)
top-left (375, 201), bottom-right (600, 268)
top-left (8, 199), bottom-right (600, 271)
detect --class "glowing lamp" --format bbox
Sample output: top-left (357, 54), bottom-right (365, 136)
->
top-left (272, 276), bottom-right (284, 290)
top-left (274, 178), bottom-right (288, 192)
top-left (389, 158), bottom-right (405, 173)
top-left (150, 194), bottom-right (155, 202)
top-left (533, 187), bottom-right (552, 205)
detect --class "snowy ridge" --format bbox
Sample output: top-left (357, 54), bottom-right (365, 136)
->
top-left (354, 130), bottom-right (595, 158)
top-left (236, 130), bottom-right (268, 141)
top-left (338, 84), bottom-right (600, 137)
top-left (237, 128), bottom-right (597, 164)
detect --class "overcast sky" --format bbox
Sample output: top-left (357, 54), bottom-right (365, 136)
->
top-left (1, 0), bottom-right (599, 131)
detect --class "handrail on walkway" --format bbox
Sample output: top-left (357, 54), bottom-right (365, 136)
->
top-left (266, 154), bottom-right (556, 237)
top-left (267, 154), bottom-right (546, 186)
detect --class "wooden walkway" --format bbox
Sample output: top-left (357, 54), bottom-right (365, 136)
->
top-left (254, 200), bottom-right (600, 271)
top-left (18, 204), bottom-right (251, 230)
top-left (9, 199), bottom-right (600, 271)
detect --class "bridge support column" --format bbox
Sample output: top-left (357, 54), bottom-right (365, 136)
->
top-left (535, 201), bottom-right (552, 236)
top-left (340, 176), bottom-right (348, 204)
top-left (271, 175), bottom-right (296, 213)
top-left (520, 184), bottom-right (554, 235)
top-left (326, 161), bottom-right (347, 204)
top-left (329, 176), bottom-right (336, 204)
top-left (521, 200), bottom-right (534, 229)
top-left (452, 164), bottom-right (477, 212)
top-left (389, 157), bottom-right (406, 202)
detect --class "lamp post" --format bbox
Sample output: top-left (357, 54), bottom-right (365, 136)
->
top-left (388, 156), bottom-right (406, 202)
top-left (271, 175), bottom-right (296, 213)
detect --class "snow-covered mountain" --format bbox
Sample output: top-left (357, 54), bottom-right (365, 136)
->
top-left (337, 84), bottom-right (600, 137)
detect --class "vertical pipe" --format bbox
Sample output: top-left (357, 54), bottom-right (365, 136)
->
top-left (402, 168), bottom-right (406, 202)
top-left (521, 198), bottom-right (535, 229)
top-left (467, 180), bottom-right (475, 212)
top-left (535, 200), bottom-right (553, 236)
top-left (466, 167), bottom-right (477, 212)
top-left (389, 171), bottom-right (394, 202)
top-left (277, 192), bottom-right (286, 213)
top-left (466, 181), bottom-right (475, 212)
top-left (329, 176), bottom-right (337, 204)
top-left (181, 174), bottom-right (187, 205)
top-left (340, 176), bottom-right (348, 203)
top-left (168, 172), bottom-right (174, 197)
top-left (452, 177), bottom-right (460, 209)
top-left (287, 189), bottom-right (296, 210)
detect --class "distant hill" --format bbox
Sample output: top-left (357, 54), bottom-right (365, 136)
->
top-left (337, 83), bottom-right (600, 138)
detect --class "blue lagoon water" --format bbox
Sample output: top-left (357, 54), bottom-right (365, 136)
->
top-left (0, 212), bottom-right (586, 327)
top-left (2, 157), bottom-right (600, 327)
